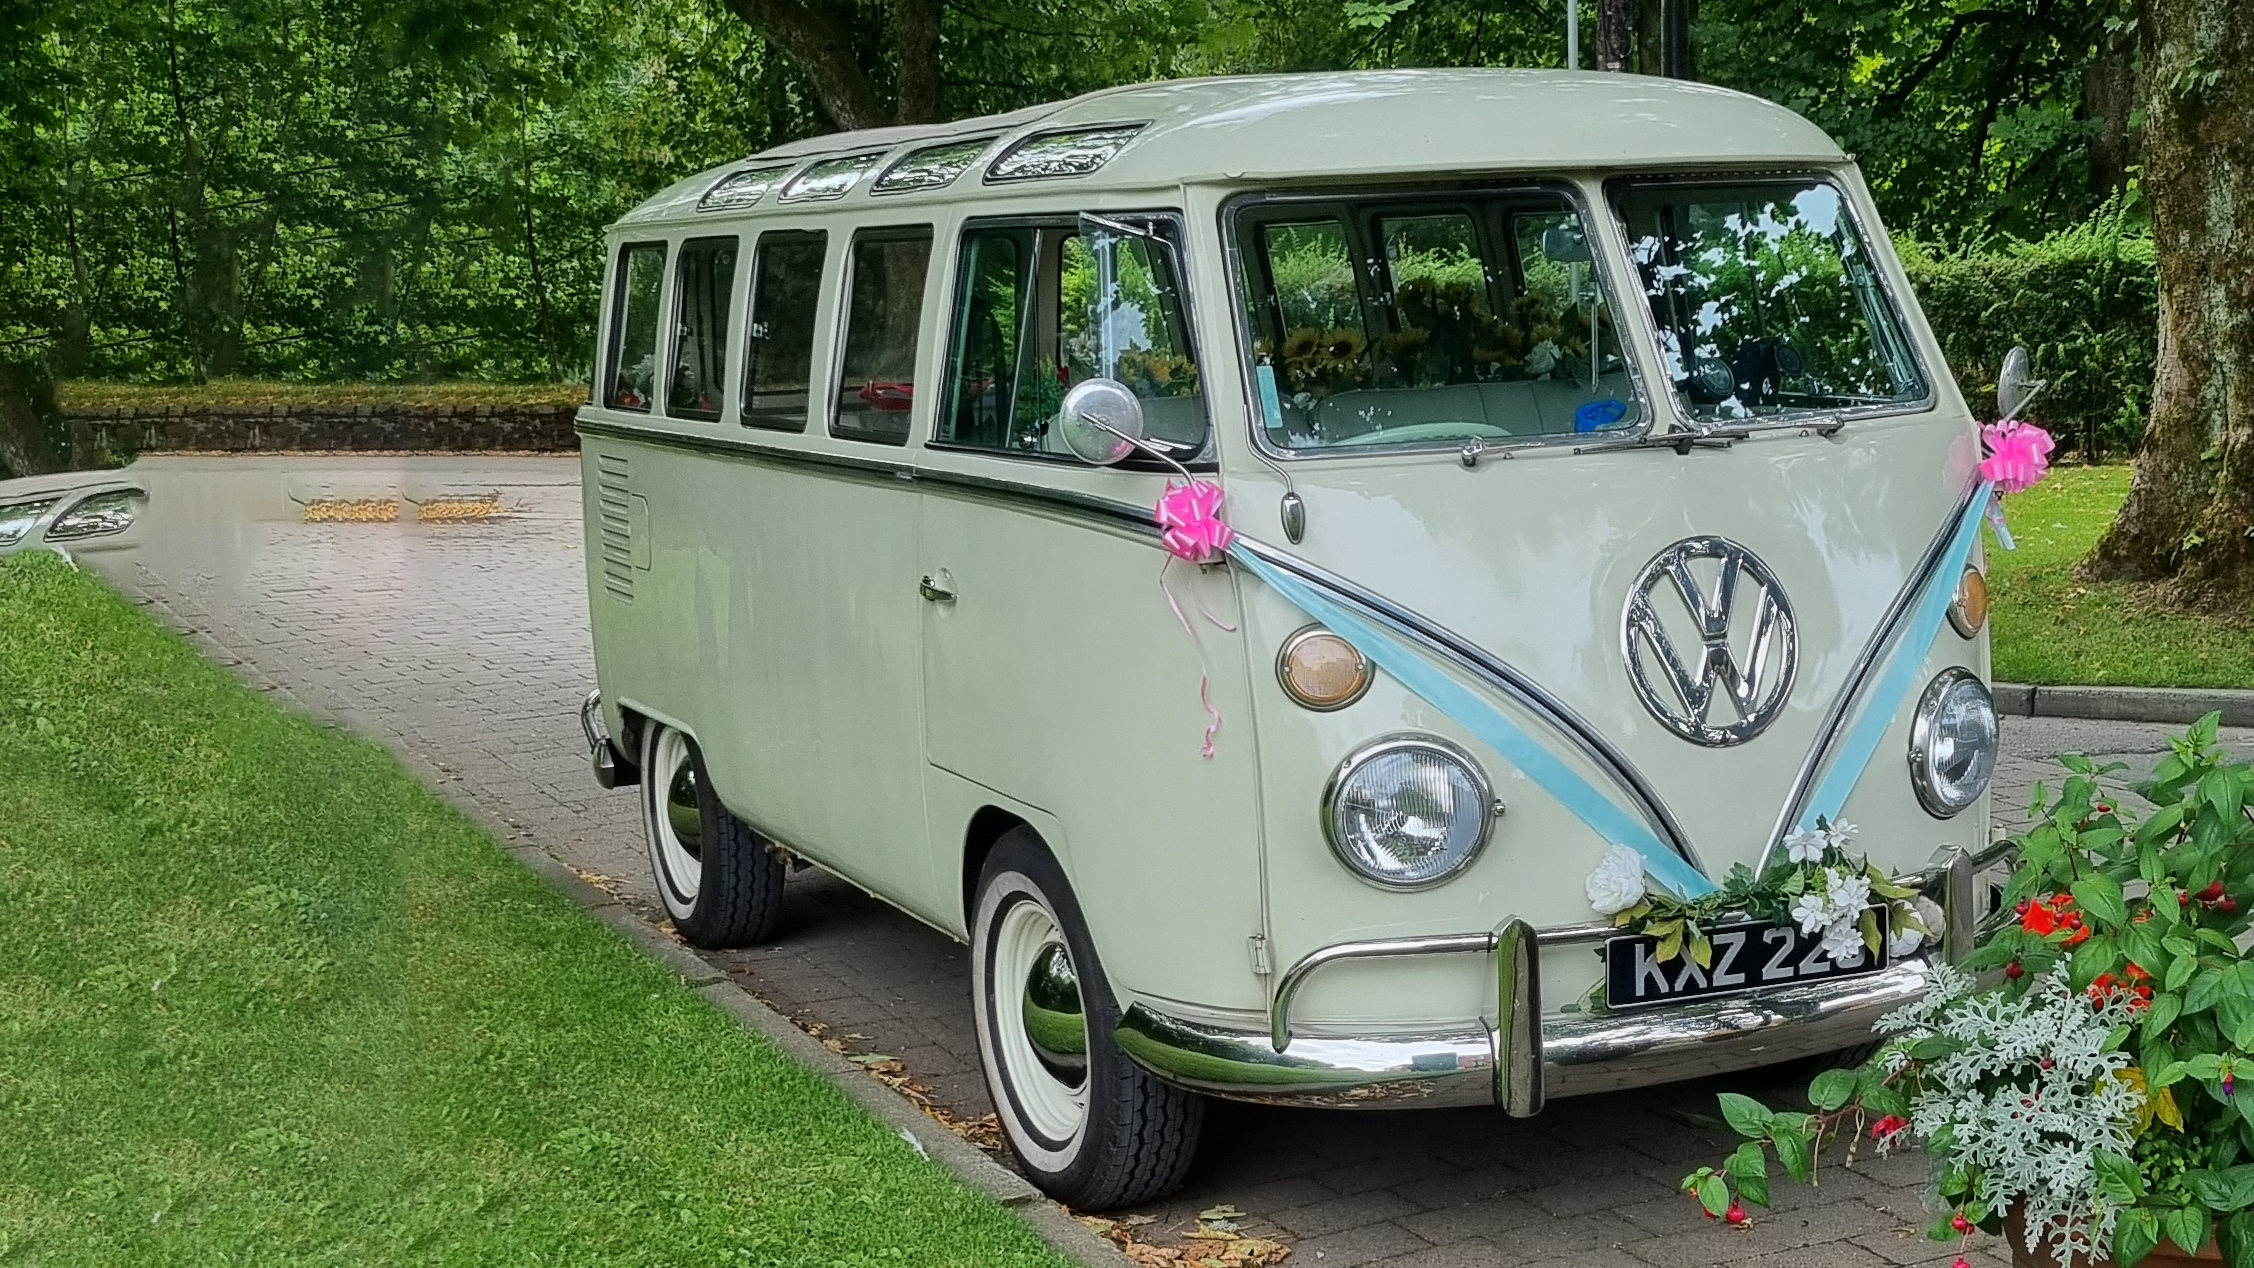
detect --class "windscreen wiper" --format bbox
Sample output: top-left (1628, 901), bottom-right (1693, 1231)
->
top-left (1574, 415), bottom-right (1846, 456)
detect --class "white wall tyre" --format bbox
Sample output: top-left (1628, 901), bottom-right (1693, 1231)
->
top-left (970, 828), bottom-right (1203, 1209)
top-left (639, 723), bottom-right (784, 947)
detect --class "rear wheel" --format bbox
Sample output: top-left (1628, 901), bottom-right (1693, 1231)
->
top-left (970, 828), bottom-right (1202, 1209)
top-left (640, 723), bottom-right (784, 947)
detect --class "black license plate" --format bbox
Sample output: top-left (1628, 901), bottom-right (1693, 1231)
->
top-left (1603, 909), bottom-right (1889, 1009)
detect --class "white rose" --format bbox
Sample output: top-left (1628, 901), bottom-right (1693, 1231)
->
top-left (1888, 896), bottom-right (1947, 958)
top-left (1584, 845), bottom-right (1648, 916)
top-left (1526, 340), bottom-right (1560, 377)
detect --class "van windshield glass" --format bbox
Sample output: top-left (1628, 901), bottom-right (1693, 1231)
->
top-left (1235, 190), bottom-right (1641, 454)
top-left (1615, 179), bottom-right (1925, 422)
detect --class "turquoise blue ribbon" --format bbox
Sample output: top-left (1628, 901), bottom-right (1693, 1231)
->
top-left (1795, 482), bottom-right (1994, 832)
top-left (1231, 547), bottom-right (1715, 899)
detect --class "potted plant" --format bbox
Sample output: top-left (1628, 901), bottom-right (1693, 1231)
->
top-left (1681, 715), bottom-right (2254, 1268)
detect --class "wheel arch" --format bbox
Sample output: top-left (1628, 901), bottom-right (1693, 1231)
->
top-left (961, 805), bottom-right (1032, 933)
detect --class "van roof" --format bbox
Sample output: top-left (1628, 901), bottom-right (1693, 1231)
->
top-left (616, 69), bottom-right (1847, 228)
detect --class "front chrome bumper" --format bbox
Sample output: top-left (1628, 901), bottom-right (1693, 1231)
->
top-left (1116, 842), bottom-right (2010, 1113)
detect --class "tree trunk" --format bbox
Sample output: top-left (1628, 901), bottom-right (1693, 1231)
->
top-left (891, 0), bottom-right (941, 124)
top-left (2084, 0), bottom-right (2254, 607)
top-left (1633, 0), bottom-right (1664, 75)
top-left (1597, 0), bottom-right (1633, 71)
top-left (720, 0), bottom-right (887, 131)
top-left (0, 363), bottom-right (70, 481)
top-left (2083, 21), bottom-right (2135, 203)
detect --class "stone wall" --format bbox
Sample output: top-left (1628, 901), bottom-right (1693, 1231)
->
top-left (67, 403), bottom-right (582, 465)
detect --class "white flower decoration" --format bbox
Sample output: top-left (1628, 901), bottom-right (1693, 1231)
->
top-left (1821, 920), bottom-right (1867, 968)
top-left (1824, 867), bottom-right (1872, 916)
top-left (1791, 890), bottom-right (1828, 935)
top-left (1584, 845), bottom-right (1648, 916)
top-left (1783, 827), bottom-right (1827, 865)
top-left (1888, 896), bottom-right (1947, 958)
top-left (1823, 819), bottom-right (1860, 852)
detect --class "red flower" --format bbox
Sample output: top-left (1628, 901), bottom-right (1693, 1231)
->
top-left (2199, 882), bottom-right (2226, 902)
top-left (2021, 904), bottom-right (2058, 936)
top-left (1871, 1115), bottom-right (1910, 1141)
top-left (2005, 961), bottom-right (2025, 980)
top-left (1725, 1201), bottom-right (1749, 1226)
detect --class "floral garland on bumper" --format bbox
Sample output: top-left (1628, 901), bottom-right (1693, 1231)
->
top-left (1584, 821), bottom-right (1945, 971)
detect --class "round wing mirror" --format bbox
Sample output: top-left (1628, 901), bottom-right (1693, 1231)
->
top-left (1056, 378), bottom-right (1145, 466)
top-left (1997, 346), bottom-right (2037, 420)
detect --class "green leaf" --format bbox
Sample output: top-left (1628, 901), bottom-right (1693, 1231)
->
top-left (1724, 1142), bottom-right (1770, 1208)
top-left (1717, 1093), bottom-right (1773, 1140)
top-left (2220, 1211), bottom-right (2254, 1268)
top-left (1859, 907), bottom-right (1881, 958)
top-left (2074, 874), bottom-right (2129, 928)
top-left (2117, 1207), bottom-right (2161, 1268)
top-left (1695, 1173), bottom-right (1729, 1218)
top-left (2188, 1166), bottom-right (2254, 1213)
top-left (1688, 929), bottom-right (1713, 972)
top-left (2125, 923), bottom-right (2171, 978)
top-left (2096, 1149), bottom-right (2147, 1204)
top-left (1809, 1068), bottom-right (1858, 1112)
top-left (2166, 1205), bottom-right (2211, 1256)
top-left (2169, 953), bottom-right (2200, 992)
top-left (2145, 992), bottom-right (2185, 1042)
top-left (1770, 1124), bottom-right (1813, 1184)
top-left (1655, 925), bottom-right (1684, 965)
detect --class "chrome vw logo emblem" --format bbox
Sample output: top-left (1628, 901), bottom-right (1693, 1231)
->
top-left (1621, 537), bottom-right (1798, 747)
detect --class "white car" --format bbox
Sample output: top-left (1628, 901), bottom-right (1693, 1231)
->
top-left (0, 471), bottom-right (149, 557)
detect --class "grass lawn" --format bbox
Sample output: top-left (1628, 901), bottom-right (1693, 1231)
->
top-left (0, 551), bottom-right (1066, 1267)
top-left (1990, 464), bottom-right (2254, 690)
top-left (56, 379), bottom-right (589, 410)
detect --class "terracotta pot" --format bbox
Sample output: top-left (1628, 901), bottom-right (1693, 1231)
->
top-left (2003, 1206), bottom-right (2222, 1267)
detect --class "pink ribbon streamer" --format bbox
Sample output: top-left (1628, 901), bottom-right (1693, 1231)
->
top-left (1153, 479), bottom-right (1237, 758)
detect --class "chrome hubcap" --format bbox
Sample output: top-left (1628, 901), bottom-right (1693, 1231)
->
top-left (1021, 941), bottom-right (1087, 1086)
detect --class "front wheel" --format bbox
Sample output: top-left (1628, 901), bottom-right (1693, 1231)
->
top-left (640, 723), bottom-right (784, 947)
top-left (970, 828), bottom-right (1202, 1209)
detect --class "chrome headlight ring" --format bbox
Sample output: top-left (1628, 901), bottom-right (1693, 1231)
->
top-left (45, 488), bottom-right (145, 542)
top-left (1908, 668), bottom-right (1998, 818)
top-left (1320, 733), bottom-right (1499, 890)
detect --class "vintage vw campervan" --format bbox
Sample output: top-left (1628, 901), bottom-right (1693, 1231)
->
top-left (577, 70), bottom-right (2013, 1208)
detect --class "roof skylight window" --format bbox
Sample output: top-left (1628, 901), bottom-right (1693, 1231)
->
top-left (873, 137), bottom-right (997, 194)
top-left (778, 152), bottom-right (884, 202)
top-left (698, 164), bottom-right (791, 212)
top-left (985, 124), bottom-right (1148, 183)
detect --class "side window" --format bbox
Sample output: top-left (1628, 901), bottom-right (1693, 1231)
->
top-left (937, 218), bottom-right (1205, 456)
top-left (1252, 218), bottom-right (1376, 404)
top-left (831, 229), bottom-right (934, 446)
top-left (742, 231), bottom-right (827, 432)
top-left (606, 242), bottom-right (666, 412)
top-left (667, 236), bottom-right (738, 421)
top-left (939, 227), bottom-right (1037, 450)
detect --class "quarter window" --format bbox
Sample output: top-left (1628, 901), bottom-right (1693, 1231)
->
top-left (667, 236), bottom-right (738, 421)
top-left (938, 217), bottom-right (1204, 456)
top-left (606, 242), bottom-right (667, 412)
top-left (1236, 192), bottom-right (1638, 453)
top-left (742, 231), bottom-right (827, 432)
top-left (832, 230), bottom-right (934, 446)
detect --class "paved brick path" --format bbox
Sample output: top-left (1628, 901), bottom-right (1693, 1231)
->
top-left (97, 453), bottom-right (2252, 1268)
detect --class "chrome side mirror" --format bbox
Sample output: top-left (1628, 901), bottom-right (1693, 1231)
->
top-left (1056, 378), bottom-right (1144, 466)
top-left (1997, 346), bottom-right (2045, 422)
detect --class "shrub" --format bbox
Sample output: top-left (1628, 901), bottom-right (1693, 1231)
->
top-left (1899, 212), bottom-right (2157, 462)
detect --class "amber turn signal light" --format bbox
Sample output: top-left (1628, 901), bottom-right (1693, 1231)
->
top-left (1948, 566), bottom-right (1989, 638)
top-left (1277, 626), bottom-right (1372, 711)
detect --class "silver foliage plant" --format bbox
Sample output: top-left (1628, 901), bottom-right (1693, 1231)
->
top-left (1876, 960), bottom-right (2146, 1262)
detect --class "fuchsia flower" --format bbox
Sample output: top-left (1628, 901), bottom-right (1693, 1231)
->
top-left (1980, 420), bottom-right (2056, 493)
top-left (1870, 1115), bottom-right (1910, 1141)
top-left (1155, 479), bottom-right (1236, 563)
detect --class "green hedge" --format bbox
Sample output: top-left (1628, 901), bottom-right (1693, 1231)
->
top-left (1897, 217), bottom-right (2157, 460)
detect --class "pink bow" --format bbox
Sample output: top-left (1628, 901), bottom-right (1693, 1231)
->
top-left (1980, 420), bottom-right (2055, 494)
top-left (1155, 479), bottom-right (1236, 564)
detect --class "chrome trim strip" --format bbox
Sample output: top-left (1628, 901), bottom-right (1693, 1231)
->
top-left (1232, 534), bottom-right (1701, 872)
top-left (576, 417), bottom-right (1160, 539)
top-left (1756, 480), bottom-right (1986, 871)
top-left (1116, 1005), bottom-right (1501, 1108)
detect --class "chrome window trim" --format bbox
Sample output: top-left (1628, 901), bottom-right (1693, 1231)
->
top-left (873, 136), bottom-right (1000, 196)
top-left (1318, 732), bottom-right (1498, 891)
top-left (1232, 534), bottom-right (1702, 873)
top-left (1756, 479), bottom-right (1987, 869)
top-left (1217, 181), bottom-right (1662, 465)
top-left (929, 210), bottom-right (1214, 467)
top-left (778, 151), bottom-right (887, 204)
top-left (1601, 169), bottom-right (1939, 434)
top-left (697, 162), bottom-right (794, 213)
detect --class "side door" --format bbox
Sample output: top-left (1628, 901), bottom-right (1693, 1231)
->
top-left (913, 214), bottom-right (1266, 1013)
top-left (718, 222), bottom-right (950, 924)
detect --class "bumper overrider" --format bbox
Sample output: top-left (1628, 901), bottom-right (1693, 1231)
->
top-left (1116, 842), bottom-right (2011, 1113)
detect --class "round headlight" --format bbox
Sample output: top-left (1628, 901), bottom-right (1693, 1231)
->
top-left (1277, 626), bottom-right (1372, 711)
top-left (1948, 567), bottom-right (1989, 638)
top-left (1322, 735), bottom-right (1496, 888)
top-left (1908, 668), bottom-right (1997, 818)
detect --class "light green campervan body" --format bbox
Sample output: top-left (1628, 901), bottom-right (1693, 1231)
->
top-left (578, 69), bottom-right (2008, 1117)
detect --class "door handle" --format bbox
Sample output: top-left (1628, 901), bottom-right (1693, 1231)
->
top-left (918, 570), bottom-right (956, 603)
